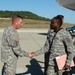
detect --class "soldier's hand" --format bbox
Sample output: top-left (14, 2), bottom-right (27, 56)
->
top-left (64, 64), bottom-right (70, 69)
top-left (29, 52), bottom-right (35, 58)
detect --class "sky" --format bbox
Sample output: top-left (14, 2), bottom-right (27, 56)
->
top-left (0, 0), bottom-right (75, 24)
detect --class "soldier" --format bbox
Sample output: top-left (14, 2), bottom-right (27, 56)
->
top-left (30, 16), bottom-right (75, 75)
top-left (44, 15), bottom-right (64, 75)
top-left (1, 15), bottom-right (31, 75)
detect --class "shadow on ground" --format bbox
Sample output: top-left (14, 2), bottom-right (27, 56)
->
top-left (38, 33), bottom-right (47, 36)
top-left (16, 58), bottom-right (44, 75)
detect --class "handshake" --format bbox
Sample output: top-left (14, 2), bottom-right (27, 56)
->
top-left (29, 52), bottom-right (35, 58)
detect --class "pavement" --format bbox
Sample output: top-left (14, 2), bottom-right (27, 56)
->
top-left (0, 28), bottom-right (48, 75)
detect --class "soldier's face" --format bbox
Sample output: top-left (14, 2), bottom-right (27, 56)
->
top-left (50, 18), bottom-right (59, 30)
top-left (16, 19), bottom-right (23, 29)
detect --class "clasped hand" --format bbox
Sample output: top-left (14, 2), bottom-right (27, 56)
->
top-left (29, 52), bottom-right (35, 58)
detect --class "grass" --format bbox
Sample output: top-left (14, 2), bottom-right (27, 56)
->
top-left (0, 18), bottom-right (74, 28)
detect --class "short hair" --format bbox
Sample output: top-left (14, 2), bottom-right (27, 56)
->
top-left (12, 15), bottom-right (23, 23)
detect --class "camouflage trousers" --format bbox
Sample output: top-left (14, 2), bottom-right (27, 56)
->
top-left (2, 58), bottom-right (17, 75)
top-left (46, 65), bottom-right (65, 75)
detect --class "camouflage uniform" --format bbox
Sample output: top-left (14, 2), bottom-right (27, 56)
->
top-left (1, 25), bottom-right (29, 75)
top-left (73, 37), bottom-right (75, 46)
top-left (34, 28), bottom-right (75, 75)
top-left (44, 29), bottom-right (55, 75)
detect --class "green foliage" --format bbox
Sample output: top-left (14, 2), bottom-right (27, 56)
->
top-left (0, 10), bottom-right (50, 21)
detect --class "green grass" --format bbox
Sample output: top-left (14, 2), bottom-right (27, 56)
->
top-left (0, 18), bottom-right (74, 28)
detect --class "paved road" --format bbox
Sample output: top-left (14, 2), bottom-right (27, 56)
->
top-left (0, 28), bottom-right (48, 75)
